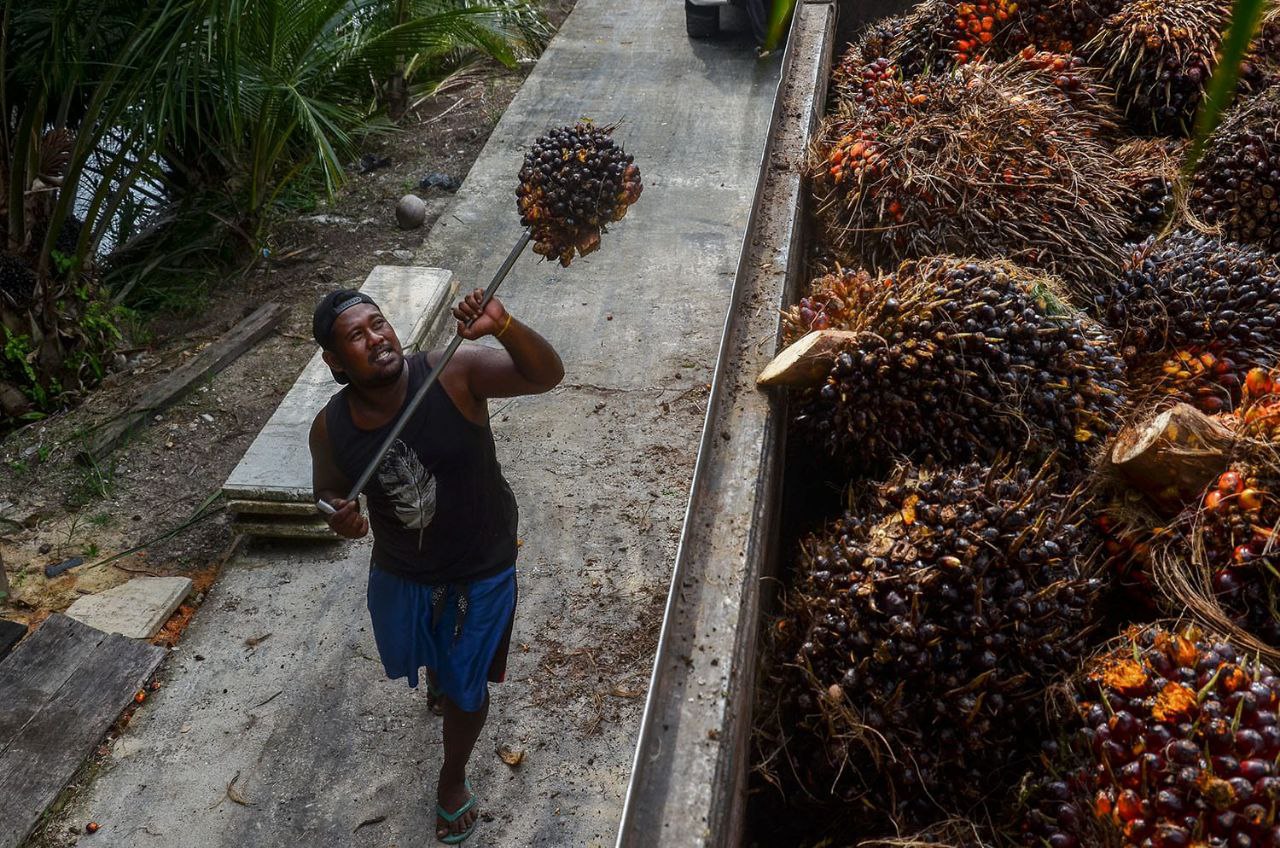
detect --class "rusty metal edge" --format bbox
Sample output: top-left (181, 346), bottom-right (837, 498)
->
top-left (615, 5), bottom-right (834, 846)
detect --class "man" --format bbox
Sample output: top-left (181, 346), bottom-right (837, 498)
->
top-left (308, 287), bottom-right (563, 844)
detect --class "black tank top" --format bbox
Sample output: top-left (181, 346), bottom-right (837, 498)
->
top-left (325, 352), bottom-right (518, 584)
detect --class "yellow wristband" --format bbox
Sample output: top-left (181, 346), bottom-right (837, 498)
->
top-left (495, 313), bottom-right (513, 339)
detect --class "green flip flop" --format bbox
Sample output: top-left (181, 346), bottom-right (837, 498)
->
top-left (436, 781), bottom-right (477, 845)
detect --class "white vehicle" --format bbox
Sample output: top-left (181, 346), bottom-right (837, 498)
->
top-left (685, 0), bottom-right (769, 41)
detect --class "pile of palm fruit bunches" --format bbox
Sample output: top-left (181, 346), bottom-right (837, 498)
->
top-left (750, 0), bottom-right (1280, 844)
top-left (516, 121), bottom-right (642, 267)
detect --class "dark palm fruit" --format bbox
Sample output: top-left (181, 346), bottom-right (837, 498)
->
top-left (1021, 627), bottom-right (1280, 847)
top-left (787, 257), bottom-right (1126, 471)
top-left (762, 462), bottom-right (1104, 827)
top-left (1085, 0), bottom-right (1249, 136)
top-left (0, 252), bottom-right (37, 308)
top-left (1100, 232), bottom-right (1280, 413)
top-left (515, 121), bottom-right (642, 267)
top-left (1023, 0), bottom-right (1127, 52)
top-left (1114, 139), bottom-right (1181, 240)
top-left (1191, 87), bottom-right (1280, 253)
top-left (811, 55), bottom-right (1134, 298)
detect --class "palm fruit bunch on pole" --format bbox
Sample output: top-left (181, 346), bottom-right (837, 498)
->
top-left (809, 56), bottom-right (1135, 299)
top-left (1191, 87), bottom-right (1280, 253)
top-left (1021, 626), bottom-right (1280, 848)
top-left (516, 121), bottom-right (642, 267)
top-left (1099, 233), bottom-right (1280, 414)
top-left (1085, 0), bottom-right (1244, 136)
top-left (787, 257), bottom-right (1126, 471)
top-left (758, 462), bottom-right (1104, 830)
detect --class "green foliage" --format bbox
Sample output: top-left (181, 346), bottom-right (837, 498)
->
top-left (105, 0), bottom-right (546, 305)
top-left (0, 0), bottom-right (543, 432)
top-left (1, 328), bottom-right (44, 406)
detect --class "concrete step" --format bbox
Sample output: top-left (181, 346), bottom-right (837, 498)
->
top-left (222, 266), bottom-right (454, 514)
top-left (63, 576), bottom-right (193, 640)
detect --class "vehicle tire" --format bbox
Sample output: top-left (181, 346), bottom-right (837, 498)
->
top-left (685, 1), bottom-right (719, 38)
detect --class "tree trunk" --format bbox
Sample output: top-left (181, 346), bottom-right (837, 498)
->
top-left (386, 71), bottom-right (409, 123)
top-left (1108, 403), bottom-right (1237, 513)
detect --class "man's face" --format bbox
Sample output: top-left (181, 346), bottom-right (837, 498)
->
top-left (324, 304), bottom-right (404, 387)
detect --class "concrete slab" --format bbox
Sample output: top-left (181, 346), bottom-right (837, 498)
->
top-left (63, 576), bottom-right (193, 640)
top-left (222, 266), bottom-right (454, 503)
top-left (42, 1), bottom-right (782, 846)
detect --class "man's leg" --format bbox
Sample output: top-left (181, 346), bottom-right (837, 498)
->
top-left (436, 694), bottom-right (488, 840)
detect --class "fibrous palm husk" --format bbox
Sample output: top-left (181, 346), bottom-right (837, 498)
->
top-left (809, 56), bottom-right (1135, 300)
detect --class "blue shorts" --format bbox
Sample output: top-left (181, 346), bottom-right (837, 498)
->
top-left (366, 564), bottom-right (517, 712)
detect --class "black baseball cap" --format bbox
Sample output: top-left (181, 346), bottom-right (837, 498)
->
top-left (313, 289), bottom-right (380, 384)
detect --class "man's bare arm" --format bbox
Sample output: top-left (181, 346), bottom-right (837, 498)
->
top-left (451, 290), bottom-right (565, 400)
top-left (309, 411), bottom-right (368, 539)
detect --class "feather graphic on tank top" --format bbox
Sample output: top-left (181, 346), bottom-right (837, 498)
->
top-left (376, 439), bottom-right (437, 542)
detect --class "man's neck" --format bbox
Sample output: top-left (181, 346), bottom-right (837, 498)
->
top-left (346, 367), bottom-right (410, 430)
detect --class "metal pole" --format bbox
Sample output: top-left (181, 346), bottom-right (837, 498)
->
top-left (317, 229), bottom-right (532, 515)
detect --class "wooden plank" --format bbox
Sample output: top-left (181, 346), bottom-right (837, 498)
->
top-left (81, 302), bottom-right (288, 463)
top-left (0, 614), bottom-right (99, 746)
top-left (0, 614), bottom-right (164, 848)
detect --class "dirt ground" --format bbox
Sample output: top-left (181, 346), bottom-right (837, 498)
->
top-left (0, 0), bottom-right (574, 633)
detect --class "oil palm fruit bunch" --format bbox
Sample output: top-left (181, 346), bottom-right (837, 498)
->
top-left (516, 121), bottom-right (642, 267)
top-left (1100, 232), bottom-right (1280, 413)
top-left (0, 253), bottom-right (37, 309)
top-left (831, 21), bottom-right (907, 94)
top-left (811, 57), bottom-right (1130, 297)
top-left (1240, 367), bottom-right (1280, 440)
top-left (1021, 0), bottom-right (1127, 54)
top-left (1192, 467), bottom-right (1280, 646)
top-left (763, 462), bottom-right (1104, 826)
top-left (790, 256), bottom-right (1126, 471)
top-left (830, 55), bottom-right (899, 110)
top-left (947, 0), bottom-right (1027, 65)
top-left (1021, 626), bottom-right (1280, 848)
top-left (1086, 0), bottom-right (1240, 136)
top-left (1191, 86), bottom-right (1280, 252)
